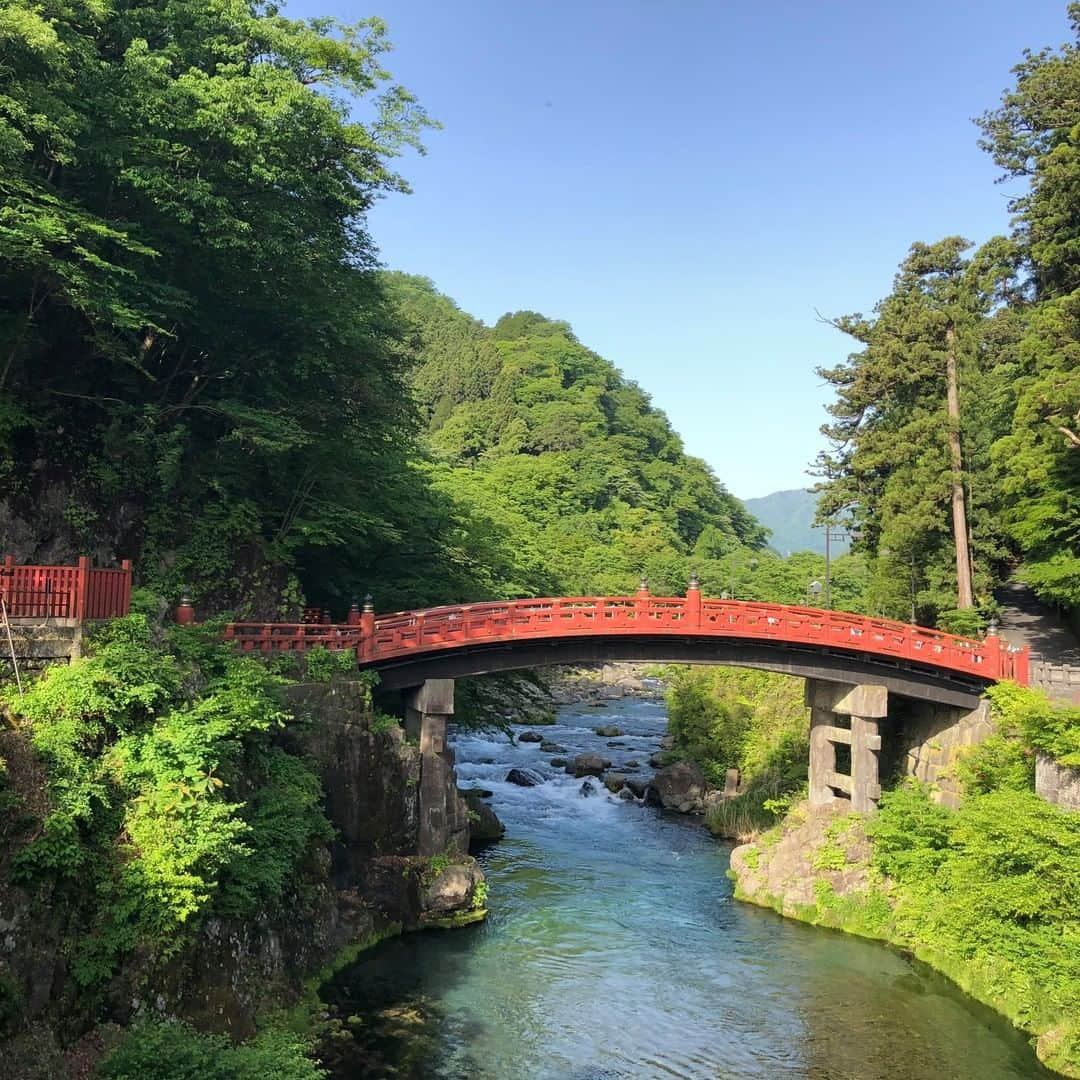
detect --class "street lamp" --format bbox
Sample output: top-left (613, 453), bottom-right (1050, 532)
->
top-left (808, 579), bottom-right (823, 605)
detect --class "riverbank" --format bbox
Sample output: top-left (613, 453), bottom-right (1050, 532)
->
top-left (730, 792), bottom-right (1080, 1078)
top-left (319, 695), bottom-right (1047, 1078)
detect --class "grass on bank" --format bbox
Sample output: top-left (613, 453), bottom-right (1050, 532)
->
top-left (734, 683), bottom-right (1080, 1077)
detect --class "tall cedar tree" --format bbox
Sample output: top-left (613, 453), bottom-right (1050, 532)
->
top-left (814, 238), bottom-right (1019, 626)
top-left (978, 3), bottom-right (1080, 607)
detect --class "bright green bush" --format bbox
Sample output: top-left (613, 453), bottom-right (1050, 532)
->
top-left (660, 665), bottom-right (807, 803)
top-left (987, 681), bottom-right (1080, 765)
top-left (1, 615), bottom-right (332, 988)
top-left (97, 1020), bottom-right (325, 1080)
top-left (866, 779), bottom-right (1080, 1064)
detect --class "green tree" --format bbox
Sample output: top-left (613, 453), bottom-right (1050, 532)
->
top-left (814, 237), bottom-right (1018, 625)
top-left (978, 7), bottom-right (1080, 607)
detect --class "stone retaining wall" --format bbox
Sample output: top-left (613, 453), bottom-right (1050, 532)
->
top-left (1035, 751), bottom-right (1080, 811)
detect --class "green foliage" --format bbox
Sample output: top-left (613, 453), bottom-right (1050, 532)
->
top-left (370, 712), bottom-right (400, 735)
top-left (666, 667), bottom-right (808, 789)
top-left (388, 275), bottom-right (766, 599)
top-left (815, 237), bottom-right (1020, 623)
top-left (866, 781), bottom-right (1080, 1048)
top-left (303, 648), bottom-right (356, 684)
top-left (97, 1020), bottom-right (325, 1080)
top-left (987, 681), bottom-right (1080, 765)
top-left (0, 615), bottom-right (331, 989)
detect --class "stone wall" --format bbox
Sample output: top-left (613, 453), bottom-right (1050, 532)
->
top-left (888, 699), bottom-right (993, 808)
top-left (0, 623), bottom-right (80, 680)
top-left (1035, 751), bottom-right (1080, 811)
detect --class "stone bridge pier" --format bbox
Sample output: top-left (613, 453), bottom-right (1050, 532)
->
top-left (404, 679), bottom-right (469, 857)
top-left (807, 679), bottom-right (994, 811)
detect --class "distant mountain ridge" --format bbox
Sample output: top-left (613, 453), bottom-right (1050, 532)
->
top-left (741, 488), bottom-right (848, 557)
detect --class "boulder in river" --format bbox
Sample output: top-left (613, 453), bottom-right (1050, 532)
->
top-left (579, 778), bottom-right (602, 798)
top-left (594, 725), bottom-right (622, 737)
top-left (624, 760), bottom-right (641, 769)
top-left (461, 788), bottom-right (506, 845)
top-left (616, 786), bottom-right (637, 801)
top-left (660, 735), bottom-right (676, 750)
top-left (540, 741), bottom-right (567, 753)
top-left (646, 761), bottom-right (707, 813)
top-left (506, 767), bottom-right (545, 787)
top-left (624, 777), bottom-right (650, 799)
top-left (568, 753), bottom-right (611, 778)
top-left (603, 774), bottom-right (629, 793)
top-left (517, 731), bottom-right (543, 743)
top-left (549, 757), bottom-right (567, 769)
top-left (649, 751), bottom-right (667, 768)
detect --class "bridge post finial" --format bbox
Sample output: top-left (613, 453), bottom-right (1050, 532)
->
top-left (358, 594), bottom-right (376, 662)
top-left (347, 597), bottom-right (361, 626)
top-left (685, 572), bottom-right (702, 628)
top-left (175, 593), bottom-right (195, 625)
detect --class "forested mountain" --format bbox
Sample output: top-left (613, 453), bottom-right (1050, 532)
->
top-left (388, 275), bottom-right (766, 597)
top-left (741, 489), bottom-right (846, 556)
top-left (814, 7), bottom-right (1080, 628)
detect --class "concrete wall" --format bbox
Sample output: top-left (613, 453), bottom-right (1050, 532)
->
top-left (1036, 751), bottom-right (1080, 811)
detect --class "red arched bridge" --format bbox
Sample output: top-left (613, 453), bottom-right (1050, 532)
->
top-left (222, 583), bottom-right (1028, 710)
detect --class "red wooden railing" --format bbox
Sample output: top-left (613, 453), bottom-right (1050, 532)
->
top-left (223, 591), bottom-right (1030, 686)
top-left (0, 555), bottom-right (132, 621)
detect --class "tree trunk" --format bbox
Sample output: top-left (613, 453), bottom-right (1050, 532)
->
top-left (945, 324), bottom-right (974, 609)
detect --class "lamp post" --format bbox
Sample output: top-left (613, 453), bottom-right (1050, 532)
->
top-left (808, 579), bottom-right (823, 606)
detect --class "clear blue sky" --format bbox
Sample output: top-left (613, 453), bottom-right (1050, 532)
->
top-left (292, 0), bottom-right (1069, 498)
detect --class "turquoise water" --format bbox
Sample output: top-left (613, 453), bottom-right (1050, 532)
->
top-left (324, 697), bottom-right (1048, 1079)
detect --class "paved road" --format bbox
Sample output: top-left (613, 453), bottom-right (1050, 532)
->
top-left (995, 581), bottom-right (1080, 664)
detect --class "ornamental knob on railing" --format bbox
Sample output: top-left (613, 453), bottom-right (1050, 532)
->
top-left (175, 593), bottom-right (195, 625)
top-left (685, 571), bottom-right (702, 626)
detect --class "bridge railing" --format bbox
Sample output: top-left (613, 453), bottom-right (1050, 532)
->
top-left (220, 593), bottom-right (1028, 685)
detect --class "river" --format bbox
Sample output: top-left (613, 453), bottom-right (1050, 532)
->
top-left (324, 695), bottom-right (1048, 1079)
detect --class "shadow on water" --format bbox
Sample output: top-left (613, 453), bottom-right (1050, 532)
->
top-left (322, 698), bottom-right (1049, 1080)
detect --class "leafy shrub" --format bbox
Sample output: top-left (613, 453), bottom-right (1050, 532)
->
top-left (987, 682), bottom-right (1080, 765)
top-left (97, 1020), bottom-right (325, 1079)
top-left (666, 666), bottom-right (808, 793)
top-left (303, 647), bottom-right (356, 683)
top-left (0, 615), bottom-right (332, 987)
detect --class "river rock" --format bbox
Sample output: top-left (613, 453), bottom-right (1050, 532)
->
top-left (506, 767), bottom-right (545, 787)
top-left (603, 774), bottom-right (629, 793)
top-left (616, 786), bottom-right (637, 801)
top-left (660, 735), bottom-right (676, 750)
top-left (649, 752), bottom-right (667, 768)
top-left (624, 777), bottom-right (649, 799)
top-left (624, 760), bottom-right (641, 769)
top-left (549, 757), bottom-right (567, 769)
top-left (568, 753), bottom-right (611, 778)
top-left (595, 725), bottom-right (622, 737)
top-left (646, 761), bottom-right (707, 813)
top-left (579, 778), bottom-right (602, 798)
top-left (540, 741), bottom-right (567, 753)
top-left (517, 731), bottom-right (543, 743)
top-left (461, 788), bottom-right (506, 845)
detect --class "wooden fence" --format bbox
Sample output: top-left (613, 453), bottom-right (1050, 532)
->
top-left (0, 555), bottom-right (133, 622)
